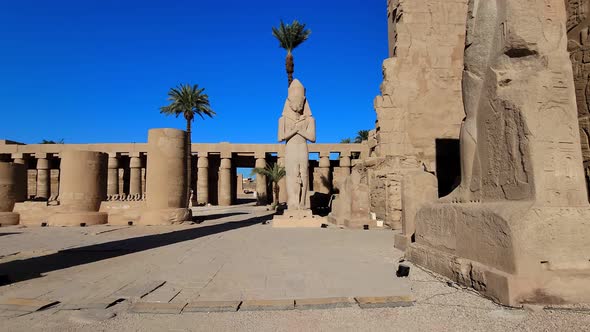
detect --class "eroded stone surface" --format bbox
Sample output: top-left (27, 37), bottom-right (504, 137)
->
top-left (409, 0), bottom-right (590, 306)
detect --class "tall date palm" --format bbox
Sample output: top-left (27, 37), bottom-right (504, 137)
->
top-left (160, 84), bottom-right (215, 205)
top-left (272, 20), bottom-right (311, 86)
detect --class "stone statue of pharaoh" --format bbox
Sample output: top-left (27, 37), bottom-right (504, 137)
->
top-left (278, 79), bottom-right (316, 210)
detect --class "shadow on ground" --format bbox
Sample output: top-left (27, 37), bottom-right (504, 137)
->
top-left (191, 212), bottom-right (249, 223)
top-left (0, 213), bottom-right (272, 286)
top-left (0, 232), bottom-right (21, 237)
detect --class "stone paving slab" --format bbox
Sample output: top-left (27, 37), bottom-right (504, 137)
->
top-left (129, 301), bottom-right (187, 314)
top-left (0, 297), bottom-right (60, 312)
top-left (295, 297), bottom-right (356, 310)
top-left (240, 299), bottom-right (295, 311)
top-left (115, 280), bottom-right (166, 300)
top-left (184, 300), bottom-right (241, 312)
top-left (60, 297), bottom-right (123, 310)
top-left (355, 295), bottom-right (414, 309)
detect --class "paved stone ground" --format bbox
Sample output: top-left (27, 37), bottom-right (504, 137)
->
top-left (0, 204), bottom-right (589, 331)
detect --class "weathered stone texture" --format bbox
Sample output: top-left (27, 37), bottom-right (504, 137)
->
top-left (376, 0), bottom-right (468, 169)
top-left (566, 0), bottom-right (590, 194)
top-left (409, 0), bottom-right (590, 306)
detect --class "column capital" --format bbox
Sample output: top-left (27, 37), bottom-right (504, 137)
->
top-left (254, 151), bottom-right (267, 159)
top-left (34, 152), bottom-right (48, 159)
top-left (220, 158), bottom-right (231, 169)
top-left (255, 157), bottom-right (266, 168)
top-left (340, 155), bottom-right (351, 168)
top-left (197, 155), bottom-right (209, 168)
top-left (129, 156), bottom-right (142, 168)
top-left (108, 156), bottom-right (119, 169)
top-left (36, 158), bottom-right (50, 169)
top-left (319, 155), bottom-right (331, 168)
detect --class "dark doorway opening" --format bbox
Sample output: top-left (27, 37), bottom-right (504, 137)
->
top-left (435, 139), bottom-right (461, 198)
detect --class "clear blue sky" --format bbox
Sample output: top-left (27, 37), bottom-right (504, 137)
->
top-left (0, 0), bottom-right (386, 144)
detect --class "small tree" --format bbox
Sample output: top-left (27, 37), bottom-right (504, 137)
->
top-left (251, 163), bottom-right (286, 209)
top-left (340, 138), bottom-right (352, 143)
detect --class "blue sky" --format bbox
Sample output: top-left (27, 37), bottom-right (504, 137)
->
top-left (0, 0), bottom-right (386, 144)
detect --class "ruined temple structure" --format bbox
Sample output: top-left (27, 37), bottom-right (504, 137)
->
top-left (408, 0), bottom-right (590, 306)
top-left (567, 0), bottom-right (590, 196)
top-left (0, 136), bottom-right (367, 226)
top-left (329, 0), bottom-right (469, 233)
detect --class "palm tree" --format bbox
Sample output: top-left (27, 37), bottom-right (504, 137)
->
top-left (251, 163), bottom-right (286, 209)
top-left (354, 130), bottom-right (370, 143)
top-left (40, 139), bottom-right (64, 144)
top-left (272, 20), bottom-right (311, 86)
top-left (340, 138), bottom-right (352, 144)
top-left (160, 84), bottom-right (215, 206)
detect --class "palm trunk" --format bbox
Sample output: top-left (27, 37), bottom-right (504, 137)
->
top-left (186, 119), bottom-right (192, 208)
top-left (286, 51), bottom-right (294, 87)
top-left (273, 182), bottom-right (280, 207)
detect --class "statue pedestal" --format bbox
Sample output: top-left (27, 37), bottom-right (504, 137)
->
top-left (407, 202), bottom-right (590, 306)
top-left (272, 209), bottom-right (326, 228)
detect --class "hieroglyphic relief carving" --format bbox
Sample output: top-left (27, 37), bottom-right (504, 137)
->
top-left (566, 0), bottom-right (590, 198)
top-left (441, 0), bottom-right (586, 205)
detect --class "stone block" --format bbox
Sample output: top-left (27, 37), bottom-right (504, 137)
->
top-left (355, 295), bottom-right (414, 309)
top-left (129, 302), bottom-right (187, 314)
top-left (184, 300), bottom-right (241, 313)
top-left (239, 299), bottom-right (294, 311)
top-left (0, 298), bottom-right (59, 312)
top-left (295, 297), bottom-right (355, 310)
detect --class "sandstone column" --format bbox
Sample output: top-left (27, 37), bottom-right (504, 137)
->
top-left (47, 150), bottom-right (108, 226)
top-left (197, 154), bottom-right (209, 205)
top-left (277, 154), bottom-right (287, 204)
top-left (0, 162), bottom-right (22, 225)
top-left (11, 153), bottom-right (27, 202)
top-left (107, 154), bottom-right (119, 196)
top-left (35, 153), bottom-right (50, 200)
top-left (316, 152), bottom-right (331, 194)
top-left (332, 153), bottom-right (351, 193)
top-left (140, 128), bottom-right (191, 225)
top-left (218, 155), bottom-right (232, 206)
top-left (129, 154), bottom-right (142, 197)
top-left (255, 153), bottom-right (268, 205)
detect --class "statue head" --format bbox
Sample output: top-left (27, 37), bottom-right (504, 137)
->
top-left (287, 79), bottom-right (306, 114)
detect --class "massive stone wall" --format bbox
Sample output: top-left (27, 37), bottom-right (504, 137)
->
top-left (376, 0), bottom-right (468, 169)
top-left (566, 0), bottom-right (590, 194)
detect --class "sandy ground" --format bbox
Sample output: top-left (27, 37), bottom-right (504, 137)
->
top-left (1, 204), bottom-right (589, 331)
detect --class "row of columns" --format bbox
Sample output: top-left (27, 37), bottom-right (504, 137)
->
top-left (10, 151), bottom-right (353, 206)
top-left (107, 154), bottom-right (143, 196)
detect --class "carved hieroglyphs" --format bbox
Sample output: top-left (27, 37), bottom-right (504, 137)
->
top-left (408, 0), bottom-right (590, 306)
top-left (566, 0), bottom-right (590, 195)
